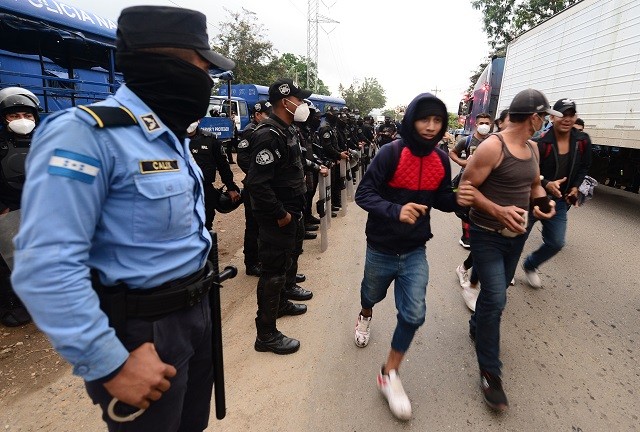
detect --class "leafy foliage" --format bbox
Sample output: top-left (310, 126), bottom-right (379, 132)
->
top-left (211, 9), bottom-right (332, 96)
top-left (211, 9), bottom-right (286, 86)
top-left (448, 112), bottom-right (461, 129)
top-left (279, 53), bottom-right (330, 95)
top-left (339, 77), bottom-right (387, 116)
top-left (467, 0), bottom-right (580, 93)
top-left (470, 0), bottom-right (579, 51)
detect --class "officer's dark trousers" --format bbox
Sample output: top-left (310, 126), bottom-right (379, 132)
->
top-left (85, 301), bottom-right (213, 432)
top-left (255, 214), bottom-right (303, 336)
top-left (304, 171), bottom-right (319, 220)
top-left (203, 184), bottom-right (219, 231)
top-left (331, 165), bottom-right (341, 207)
top-left (243, 194), bottom-right (259, 267)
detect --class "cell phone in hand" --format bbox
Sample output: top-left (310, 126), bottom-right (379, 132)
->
top-left (565, 194), bottom-right (578, 206)
top-left (532, 196), bottom-right (552, 213)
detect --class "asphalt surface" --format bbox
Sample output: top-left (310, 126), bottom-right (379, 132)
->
top-left (2, 180), bottom-right (638, 431)
top-left (216, 182), bottom-right (639, 431)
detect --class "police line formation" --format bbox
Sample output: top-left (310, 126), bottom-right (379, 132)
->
top-left (0, 5), bottom-right (598, 429)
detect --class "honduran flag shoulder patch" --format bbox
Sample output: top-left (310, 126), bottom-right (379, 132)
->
top-left (48, 149), bottom-right (101, 184)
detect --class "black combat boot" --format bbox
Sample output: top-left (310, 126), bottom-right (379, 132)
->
top-left (255, 275), bottom-right (300, 354)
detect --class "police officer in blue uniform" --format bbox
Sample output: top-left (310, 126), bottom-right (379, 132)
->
top-left (245, 79), bottom-right (313, 355)
top-left (11, 6), bottom-right (235, 431)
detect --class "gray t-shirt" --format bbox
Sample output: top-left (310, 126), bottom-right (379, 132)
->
top-left (454, 135), bottom-right (484, 158)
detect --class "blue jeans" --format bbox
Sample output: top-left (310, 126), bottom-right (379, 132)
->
top-left (360, 245), bottom-right (429, 353)
top-left (469, 226), bottom-right (527, 376)
top-left (523, 199), bottom-right (569, 270)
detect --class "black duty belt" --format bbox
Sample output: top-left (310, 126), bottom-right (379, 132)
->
top-left (92, 262), bottom-right (214, 338)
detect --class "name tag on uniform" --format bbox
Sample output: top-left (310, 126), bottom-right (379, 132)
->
top-left (139, 160), bottom-right (179, 174)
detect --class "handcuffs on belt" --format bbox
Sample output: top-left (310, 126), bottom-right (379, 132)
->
top-left (105, 263), bottom-right (215, 423)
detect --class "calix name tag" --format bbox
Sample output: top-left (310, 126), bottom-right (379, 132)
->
top-left (139, 160), bottom-right (179, 174)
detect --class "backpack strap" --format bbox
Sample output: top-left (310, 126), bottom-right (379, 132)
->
top-left (77, 105), bottom-right (138, 128)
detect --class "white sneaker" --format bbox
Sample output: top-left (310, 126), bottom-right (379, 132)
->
top-left (377, 368), bottom-right (412, 420)
top-left (354, 314), bottom-right (371, 347)
top-left (462, 284), bottom-right (480, 312)
top-left (510, 277), bottom-right (515, 286)
top-left (523, 265), bottom-right (542, 289)
top-left (455, 264), bottom-right (470, 287)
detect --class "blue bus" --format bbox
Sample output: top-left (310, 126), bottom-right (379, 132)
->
top-left (0, 0), bottom-right (235, 137)
top-left (0, 0), bottom-right (122, 115)
top-left (216, 84), bottom-right (346, 132)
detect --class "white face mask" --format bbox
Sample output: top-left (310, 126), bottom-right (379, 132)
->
top-left (477, 124), bottom-right (491, 135)
top-left (7, 118), bottom-right (36, 135)
top-left (284, 99), bottom-right (310, 122)
top-left (186, 121), bottom-right (199, 134)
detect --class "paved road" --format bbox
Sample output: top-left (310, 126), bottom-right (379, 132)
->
top-left (218, 183), bottom-right (639, 431)
top-left (2, 184), bottom-right (638, 431)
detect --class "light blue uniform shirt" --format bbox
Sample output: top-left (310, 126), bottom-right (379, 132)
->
top-left (11, 85), bottom-right (211, 381)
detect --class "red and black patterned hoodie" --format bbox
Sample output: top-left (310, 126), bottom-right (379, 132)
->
top-left (355, 93), bottom-right (459, 254)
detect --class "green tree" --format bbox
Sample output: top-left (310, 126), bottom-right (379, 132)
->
top-left (211, 8), bottom-right (285, 85)
top-left (339, 77), bottom-right (387, 116)
top-left (471, 0), bottom-right (579, 51)
top-left (279, 53), bottom-right (330, 95)
top-left (448, 112), bottom-right (461, 130)
top-left (211, 9), bottom-right (333, 95)
top-left (467, 0), bottom-right (579, 91)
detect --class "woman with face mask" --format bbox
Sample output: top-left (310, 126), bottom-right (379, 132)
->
top-left (0, 87), bottom-right (40, 327)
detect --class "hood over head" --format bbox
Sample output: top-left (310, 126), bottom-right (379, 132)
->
top-left (401, 93), bottom-right (448, 156)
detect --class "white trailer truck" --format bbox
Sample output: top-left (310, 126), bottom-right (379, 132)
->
top-left (497, 0), bottom-right (640, 192)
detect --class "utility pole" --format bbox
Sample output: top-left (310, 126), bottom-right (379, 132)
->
top-left (307, 0), bottom-right (338, 92)
top-left (431, 86), bottom-right (440, 96)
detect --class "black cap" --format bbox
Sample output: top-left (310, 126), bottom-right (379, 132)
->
top-left (509, 89), bottom-right (563, 117)
top-left (116, 6), bottom-right (235, 71)
top-left (268, 78), bottom-right (312, 103)
top-left (553, 98), bottom-right (577, 114)
top-left (253, 100), bottom-right (272, 114)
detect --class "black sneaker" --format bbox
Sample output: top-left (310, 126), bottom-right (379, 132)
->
top-left (479, 370), bottom-right (508, 412)
top-left (459, 237), bottom-right (470, 249)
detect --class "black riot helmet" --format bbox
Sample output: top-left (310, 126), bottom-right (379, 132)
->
top-left (0, 88), bottom-right (41, 124)
top-left (215, 187), bottom-right (243, 213)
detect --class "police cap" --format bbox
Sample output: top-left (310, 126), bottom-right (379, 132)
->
top-left (253, 100), bottom-right (272, 114)
top-left (116, 6), bottom-right (235, 71)
top-left (268, 78), bottom-right (312, 103)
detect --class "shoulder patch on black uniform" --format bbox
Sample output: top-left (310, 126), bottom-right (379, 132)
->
top-left (256, 149), bottom-right (275, 165)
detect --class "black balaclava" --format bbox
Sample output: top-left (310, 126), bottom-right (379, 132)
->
top-left (401, 93), bottom-right (447, 157)
top-left (117, 52), bottom-right (214, 140)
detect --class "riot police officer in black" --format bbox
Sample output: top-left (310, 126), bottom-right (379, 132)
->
top-left (245, 78), bottom-right (313, 354)
top-left (0, 87), bottom-right (38, 327)
top-left (318, 107), bottom-right (348, 211)
top-left (187, 120), bottom-right (240, 230)
top-left (238, 101), bottom-right (271, 276)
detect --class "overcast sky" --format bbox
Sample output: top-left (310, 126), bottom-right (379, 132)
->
top-left (63, 0), bottom-right (491, 113)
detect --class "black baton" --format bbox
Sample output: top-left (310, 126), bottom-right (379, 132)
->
top-left (208, 230), bottom-right (237, 420)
